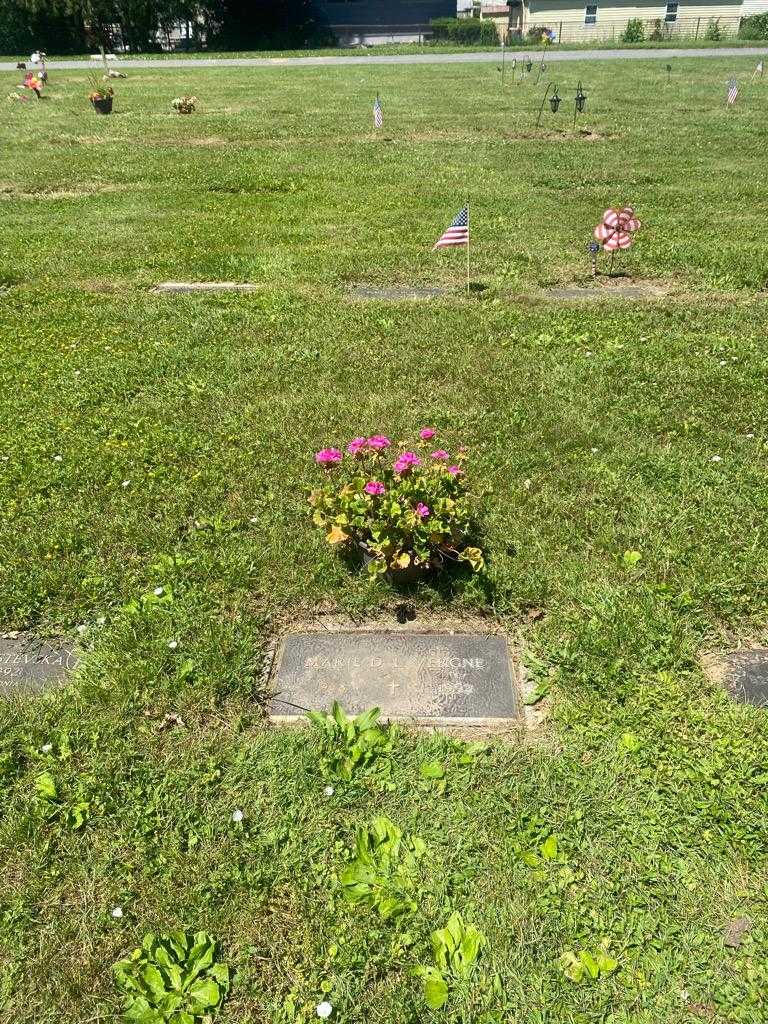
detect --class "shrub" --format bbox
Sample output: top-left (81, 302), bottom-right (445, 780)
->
top-left (649, 18), bottom-right (667, 41)
top-left (739, 13), bottom-right (768, 39)
top-left (704, 18), bottom-right (722, 40)
top-left (622, 18), bottom-right (645, 43)
top-left (309, 429), bottom-right (484, 576)
top-left (526, 24), bottom-right (552, 42)
top-left (430, 17), bottom-right (498, 45)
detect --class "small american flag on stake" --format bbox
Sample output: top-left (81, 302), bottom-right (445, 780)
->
top-left (727, 77), bottom-right (738, 105)
top-left (373, 94), bottom-right (383, 128)
top-left (433, 205), bottom-right (469, 249)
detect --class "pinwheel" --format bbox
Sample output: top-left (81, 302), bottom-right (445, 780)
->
top-left (593, 207), bottom-right (641, 252)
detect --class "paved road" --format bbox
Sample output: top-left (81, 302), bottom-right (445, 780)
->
top-left (2, 46), bottom-right (766, 71)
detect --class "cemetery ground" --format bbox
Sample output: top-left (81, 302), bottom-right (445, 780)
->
top-left (1, 57), bottom-right (767, 1023)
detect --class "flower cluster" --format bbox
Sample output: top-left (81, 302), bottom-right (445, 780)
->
top-left (309, 429), bottom-right (483, 576)
top-left (171, 95), bottom-right (197, 114)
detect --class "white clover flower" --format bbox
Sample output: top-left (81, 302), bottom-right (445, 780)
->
top-left (711, 455), bottom-right (722, 463)
top-left (231, 808), bottom-right (244, 823)
top-left (590, 447), bottom-right (598, 453)
top-left (316, 1003), bottom-right (333, 1020)
top-left (41, 743), bottom-right (53, 753)
top-left (53, 454), bottom-right (63, 462)
top-left (249, 516), bottom-right (258, 524)
top-left (323, 785), bottom-right (334, 797)
top-left (584, 351), bottom-right (593, 357)
top-left (168, 640), bottom-right (178, 650)
top-left (153, 586), bottom-right (164, 596)
top-left (97, 616), bottom-right (106, 625)
top-left (111, 907), bottom-right (123, 919)
top-left (76, 624), bottom-right (87, 634)
top-left (746, 433), bottom-right (755, 439)
top-left (121, 480), bottom-right (130, 488)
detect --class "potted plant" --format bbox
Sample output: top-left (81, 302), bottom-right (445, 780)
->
top-left (171, 95), bottom-right (197, 114)
top-left (309, 428), bottom-right (484, 582)
top-left (88, 75), bottom-right (113, 114)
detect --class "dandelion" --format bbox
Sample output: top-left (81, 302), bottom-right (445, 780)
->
top-left (316, 1003), bottom-right (333, 1020)
top-left (419, 427), bottom-right (436, 440)
top-left (315, 448), bottom-right (343, 465)
top-left (323, 785), bottom-right (335, 797)
top-left (231, 808), bottom-right (244, 823)
top-left (111, 907), bottom-right (124, 919)
top-left (364, 481), bottom-right (385, 496)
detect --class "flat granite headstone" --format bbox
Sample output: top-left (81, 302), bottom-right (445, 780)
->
top-left (0, 634), bottom-right (79, 697)
top-left (348, 284), bottom-right (453, 301)
top-left (270, 631), bottom-right (520, 726)
top-left (541, 284), bottom-right (667, 301)
top-left (719, 650), bottom-right (768, 708)
top-left (152, 282), bottom-right (259, 294)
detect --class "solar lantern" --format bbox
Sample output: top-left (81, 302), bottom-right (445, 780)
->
top-left (573, 80), bottom-right (587, 127)
top-left (536, 82), bottom-right (561, 126)
top-left (549, 87), bottom-right (562, 112)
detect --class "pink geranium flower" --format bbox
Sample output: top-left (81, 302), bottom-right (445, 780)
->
top-left (431, 450), bottom-right (449, 460)
top-left (365, 481), bottom-right (385, 496)
top-left (419, 427), bottom-right (436, 440)
top-left (415, 502), bottom-right (430, 518)
top-left (367, 435), bottom-right (391, 451)
top-left (347, 437), bottom-right (366, 456)
top-left (447, 465), bottom-right (462, 476)
top-left (393, 451), bottom-right (422, 475)
top-left (315, 448), bottom-right (343, 465)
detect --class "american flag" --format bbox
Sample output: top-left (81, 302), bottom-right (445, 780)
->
top-left (373, 95), bottom-right (383, 128)
top-left (433, 206), bottom-right (469, 249)
top-left (727, 77), bottom-right (738, 105)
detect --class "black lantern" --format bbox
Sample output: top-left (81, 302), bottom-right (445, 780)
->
top-left (549, 89), bottom-right (561, 113)
top-left (575, 84), bottom-right (587, 113)
top-left (525, 60), bottom-right (533, 73)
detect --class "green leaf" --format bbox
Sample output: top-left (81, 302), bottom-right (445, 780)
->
top-left (419, 760), bottom-right (446, 780)
top-left (620, 731), bottom-right (641, 752)
top-left (35, 771), bottom-right (57, 801)
top-left (423, 970), bottom-right (449, 1009)
top-left (622, 549), bottom-right (642, 568)
top-left (541, 835), bottom-right (558, 861)
top-left (187, 977), bottom-right (221, 1010)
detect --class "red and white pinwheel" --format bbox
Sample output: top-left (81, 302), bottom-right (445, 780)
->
top-left (593, 207), bottom-right (641, 252)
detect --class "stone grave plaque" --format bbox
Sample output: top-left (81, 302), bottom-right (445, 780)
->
top-left (270, 632), bottom-right (520, 725)
top-left (152, 282), bottom-right (259, 294)
top-left (348, 284), bottom-right (452, 301)
top-left (0, 634), bottom-right (79, 697)
top-left (720, 650), bottom-right (768, 708)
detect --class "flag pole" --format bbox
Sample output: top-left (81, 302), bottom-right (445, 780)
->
top-left (466, 199), bottom-right (470, 295)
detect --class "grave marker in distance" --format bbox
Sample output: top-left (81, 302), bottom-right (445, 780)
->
top-left (719, 650), bottom-right (768, 708)
top-left (270, 631), bottom-right (520, 726)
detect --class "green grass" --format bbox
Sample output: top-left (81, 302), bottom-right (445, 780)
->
top-left (1, 59), bottom-right (768, 1022)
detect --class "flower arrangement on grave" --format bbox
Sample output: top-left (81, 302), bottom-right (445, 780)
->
top-left (308, 429), bottom-right (484, 578)
top-left (88, 75), bottom-right (114, 113)
top-left (171, 95), bottom-right (197, 114)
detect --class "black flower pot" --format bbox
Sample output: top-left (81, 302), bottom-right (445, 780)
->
top-left (92, 96), bottom-right (113, 115)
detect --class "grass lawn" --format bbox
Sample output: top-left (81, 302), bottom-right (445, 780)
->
top-left (1, 57), bottom-right (768, 1023)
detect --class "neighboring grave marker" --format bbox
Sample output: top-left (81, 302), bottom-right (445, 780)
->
top-left (0, 634), bottom-right (79, 697)
top-left (718, 650), bottom-right (768, 708)
top-left (270, 631), bottom-right (520, 726)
